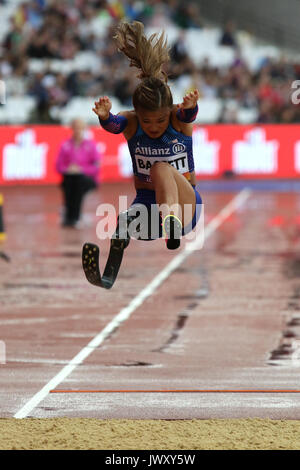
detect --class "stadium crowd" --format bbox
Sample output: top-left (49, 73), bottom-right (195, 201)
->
top-left (1, 0), bottom-right (300, 124)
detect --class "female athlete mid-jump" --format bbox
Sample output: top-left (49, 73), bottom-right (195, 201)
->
top-left (82, 21), bottom-right (202, 289)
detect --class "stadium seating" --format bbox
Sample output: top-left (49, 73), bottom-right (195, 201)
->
top-left (0, 1), bottom-right (297, 125)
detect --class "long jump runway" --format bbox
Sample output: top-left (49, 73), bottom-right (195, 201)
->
top-left (1, 182), bottom-right (300, 420)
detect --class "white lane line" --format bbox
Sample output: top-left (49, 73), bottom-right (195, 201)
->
top-left (14, 188), bottom-right (251, 419)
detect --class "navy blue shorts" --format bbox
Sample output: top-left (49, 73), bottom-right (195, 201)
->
top-left (129, 185), bottom-right (202, 241)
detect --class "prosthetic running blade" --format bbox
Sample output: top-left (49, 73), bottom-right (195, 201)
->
top-left (82, 238), bottom-right (128, 289)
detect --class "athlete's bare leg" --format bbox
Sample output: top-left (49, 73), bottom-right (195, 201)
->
top-left (150, 161), bottom-right (196, 227)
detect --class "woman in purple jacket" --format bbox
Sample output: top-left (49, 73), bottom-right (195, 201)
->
top-left (56, 118), bottom-right (101, 227)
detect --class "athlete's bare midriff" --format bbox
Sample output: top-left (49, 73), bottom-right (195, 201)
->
top-left (134, 171), bottom-right (196, 191)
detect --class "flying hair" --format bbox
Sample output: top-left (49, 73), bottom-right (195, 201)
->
top-left (114, 21), bottom-right (173, 111)
top-left (114, 21), bottom-right (170, 82)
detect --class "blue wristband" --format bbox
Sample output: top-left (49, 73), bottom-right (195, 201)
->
top-left (99, 113), bottom-right (128, 134)
top-left (176, 104), bottom-right (198, 123)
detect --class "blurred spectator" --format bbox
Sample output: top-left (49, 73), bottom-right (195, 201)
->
top-left (170, 30), bottom-right (189, 64)
top-left (173, 2), bottom-right (203, 29)
top-left (257, 98), bottom-right (275, 123)
top-left (5, 57), bottom-right (29, 96)
top-left (147, 3), bottom-right (174, 28)
top-left (3, 19), bottom-right (24, 54)
top-left (25, 0), bottom-right (44, 30)
top-left (56, 118), bottom-right (101, 228)
top-left (219, 100), bottom-right (239, 124)
top-left (220, 21), bottom-right (238, 48)
top-left (27, 72), bottom-right (54, 122)
top-left (169, 31), bottom-right (196, 79)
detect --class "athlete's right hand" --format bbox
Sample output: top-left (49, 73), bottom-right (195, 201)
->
top-left (93, 96), bottom-right (112, 120)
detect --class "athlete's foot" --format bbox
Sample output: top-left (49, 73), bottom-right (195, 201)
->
top-left (162, 214), bottom-right (182, 250)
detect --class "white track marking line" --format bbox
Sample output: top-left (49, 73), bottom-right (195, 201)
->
top-left (14, 188), bottom-right (251, 419)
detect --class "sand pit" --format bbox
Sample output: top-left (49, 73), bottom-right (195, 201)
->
top-left (0, 418), bottom-right (300, 450)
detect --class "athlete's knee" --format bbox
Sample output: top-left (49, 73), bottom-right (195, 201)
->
top-left (150, 161), bottom-right (171, 179)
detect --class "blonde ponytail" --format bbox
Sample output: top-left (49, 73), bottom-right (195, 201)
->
top-left (114, 21), bottom-right (170, 81)
top-left (114, 21), bottom-right (173, 111)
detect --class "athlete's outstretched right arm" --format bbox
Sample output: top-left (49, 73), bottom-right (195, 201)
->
top-left (93, 96), bottom-right (128, 134)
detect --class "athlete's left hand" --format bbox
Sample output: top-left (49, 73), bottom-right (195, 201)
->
top-left (177, 89), bottom-right (200, 109)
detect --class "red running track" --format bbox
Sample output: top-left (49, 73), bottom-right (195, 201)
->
top-left (1, 182), bottom-right (300, 419)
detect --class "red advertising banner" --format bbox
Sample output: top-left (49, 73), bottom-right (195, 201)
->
top-left (0, 124), bottom-right (300, 185)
